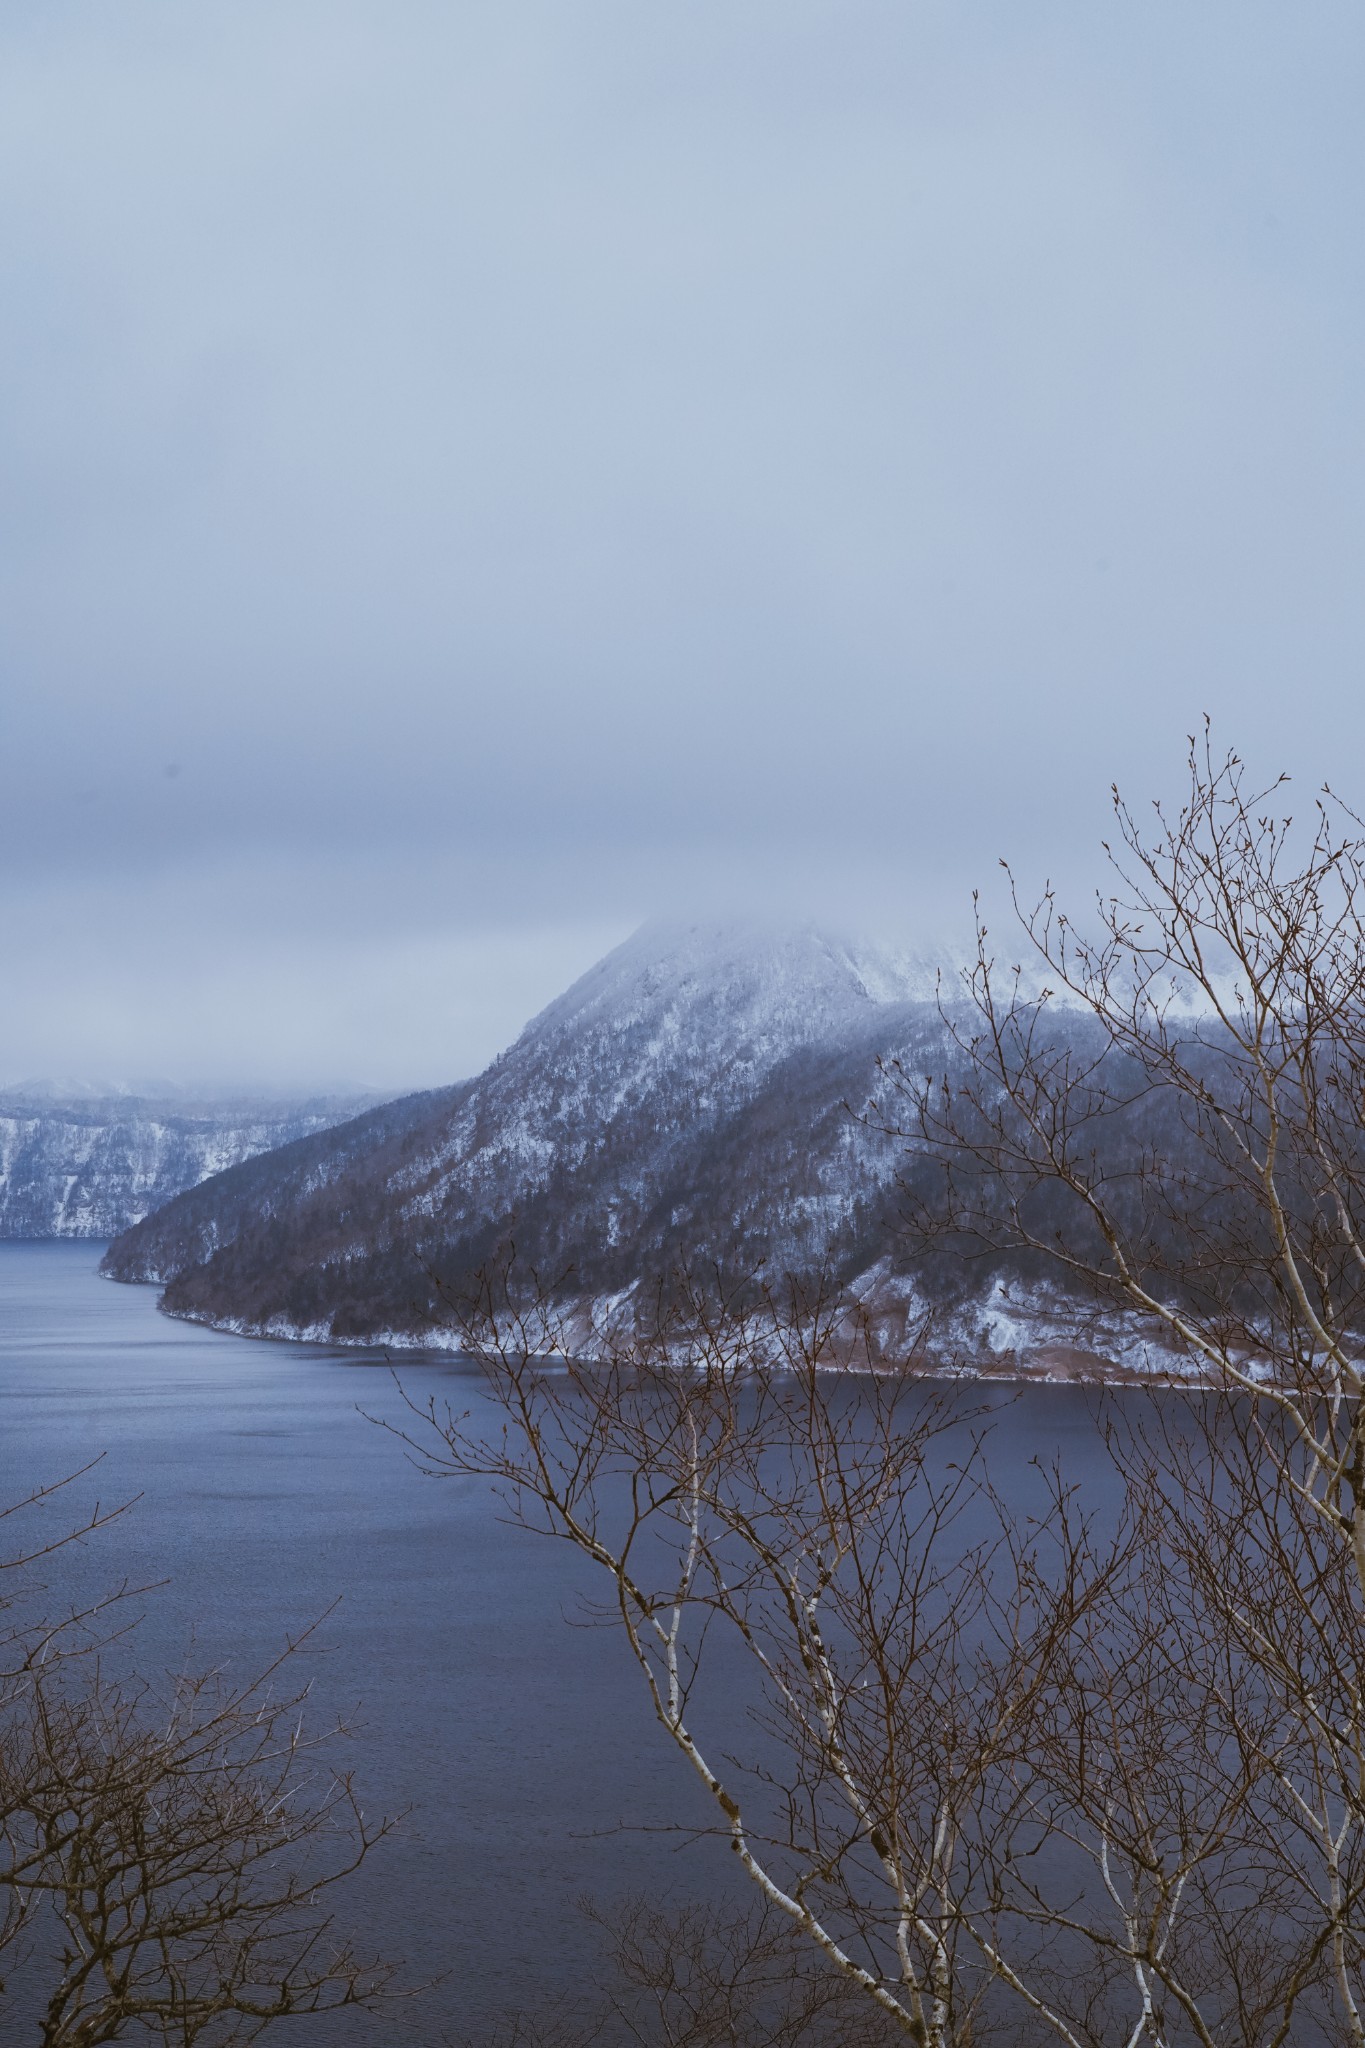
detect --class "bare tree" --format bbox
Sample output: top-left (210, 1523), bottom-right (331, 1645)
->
top-left (0, 1482), bottom-right (399, 2045)
top-left (392, 735), bottom-right (1365, 2047)
top-left (888, 728), bottom-right (1365, 1417)
top-left (991, 1456), bottom-right (1347, 2044)
top-left (463, 1892), bottom-right (906, 2048)
top-left (874, 727), bottom-right (1365, 2040)
top-left (398, 1269), bottom-right (1279, 2044)
top-left (0, 1468), bottom-right (140, 1686)
top-left (584, 1893), bottom-right (902, 2047)
top-left (0, 1467), bottom-right (147, 1992)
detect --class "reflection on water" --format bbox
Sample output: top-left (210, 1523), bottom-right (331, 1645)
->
top-left (0, 1242), bottom-right (1120, 2043)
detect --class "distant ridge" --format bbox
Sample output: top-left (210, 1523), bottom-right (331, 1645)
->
top-left (0, 1089), bottom-right (379, 1239)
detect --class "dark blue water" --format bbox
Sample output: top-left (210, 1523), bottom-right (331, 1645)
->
top-left (0, 1242), bottom-right (1120, 2044)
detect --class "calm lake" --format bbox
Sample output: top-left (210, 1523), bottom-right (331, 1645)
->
top-left (0, 1241), bottom-right (1121, 2044)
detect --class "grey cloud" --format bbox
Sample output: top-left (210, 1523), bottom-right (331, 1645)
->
top-left (3, 1), bottom-right (1363, 1081)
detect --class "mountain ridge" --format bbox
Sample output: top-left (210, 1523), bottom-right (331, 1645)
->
top-left (103, 919), bottom-right (933, 1313)
top-left (100, 920), bottom-right (1194, 1381)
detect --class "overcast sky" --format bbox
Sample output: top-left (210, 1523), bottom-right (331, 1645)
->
top-left (3, 1), bottom-right (1363, 1088)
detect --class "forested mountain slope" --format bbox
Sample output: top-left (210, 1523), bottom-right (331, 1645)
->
top-left (103, 1083), bottom-right (473, 1286)
top-left (102, 922), bottom-right (1193, 1376)
top-left (102, 925), bottom-right (925, 1325)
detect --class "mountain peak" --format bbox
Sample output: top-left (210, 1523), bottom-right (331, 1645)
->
top-left (522, 916), bottom-right (931, 1052)
top-left (101, 920), bottom-right (949, 1342)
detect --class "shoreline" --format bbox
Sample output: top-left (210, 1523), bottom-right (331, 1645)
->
top-left (133, 1285), bottom-right (1229, 1391)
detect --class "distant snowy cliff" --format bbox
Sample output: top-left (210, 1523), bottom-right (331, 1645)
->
top-left (0, 1089), bottom-right (376, 1238)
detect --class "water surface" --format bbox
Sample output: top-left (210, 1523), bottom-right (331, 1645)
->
top-left (0, 1242), bottom-right (1119, 2043)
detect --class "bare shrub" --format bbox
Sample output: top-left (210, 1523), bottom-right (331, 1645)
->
top-left (0, 1482), bottom-right (398, 2045)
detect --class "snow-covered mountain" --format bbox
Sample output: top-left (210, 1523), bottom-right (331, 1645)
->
top-left (100, 921), bottom-right (1188, 1379)
top-left (0, 1090), bottom-right (378, 1238)
top-left (101, 920), bottom-right (919, 1298)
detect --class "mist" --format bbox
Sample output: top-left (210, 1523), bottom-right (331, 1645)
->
top-left (4, 1), bottom-right (1362, 1085)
